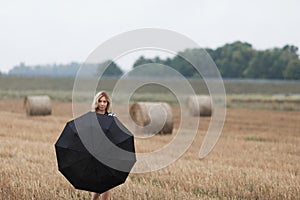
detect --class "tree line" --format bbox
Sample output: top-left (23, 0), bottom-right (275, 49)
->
top-left (7, 61), bottom-right (123, 77)
top-left (133, 41), bottom-right (300, 80)
top-left (5, 41), bottom-right (300, 80)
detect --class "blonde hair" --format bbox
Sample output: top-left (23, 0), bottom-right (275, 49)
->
top-left (91, 91), bottom-right (111, 113)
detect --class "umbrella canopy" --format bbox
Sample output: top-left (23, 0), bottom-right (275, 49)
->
top-left (55, 112), bottom-right (136, 194)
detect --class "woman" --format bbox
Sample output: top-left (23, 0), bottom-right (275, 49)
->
top-left (91, 90), bottom-right (114, 116)
top-left (91, 91), bottom-right (113, 200)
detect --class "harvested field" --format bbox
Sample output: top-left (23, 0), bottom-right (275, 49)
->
top-left (0, 99), bottom-right (299, 199)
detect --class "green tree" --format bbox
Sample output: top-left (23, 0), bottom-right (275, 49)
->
top-left (214, 41), bottom-right (255, 78)
top-left (284, 59), bottom-right (300, 80)
top-left (169, 48), bottom-right (214, 78)
top-left (133, 56), bottom-right (153, 68)
top-left (243, 50), bottom-right (267, 78)
top-left (98, 60), bottom-right (123, 77)
top-left (133, 56), bottom-right (167, 68)
top-left (244, 45), bottom-right (300, 79)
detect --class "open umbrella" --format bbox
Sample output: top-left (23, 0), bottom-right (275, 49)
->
top-left (54, 112), bottom-right (136, 194)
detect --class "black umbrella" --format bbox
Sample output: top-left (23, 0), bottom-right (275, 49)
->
top-left (55, 111), bottom-right (136, 194)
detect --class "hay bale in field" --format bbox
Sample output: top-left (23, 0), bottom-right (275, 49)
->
top-left (186, 95), bottom-right (212, 116)
top-left (129, 102), bottom-right (173, 134)
top-left (24, 95), bottom-right (52, 116)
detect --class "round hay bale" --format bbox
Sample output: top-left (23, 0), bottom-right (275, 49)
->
top-left (24, 95), bottom-right (52, 116)
top-left (186, 95), bottom-right (212, 116)
top-left (129, 102), bottom-right (173, 134)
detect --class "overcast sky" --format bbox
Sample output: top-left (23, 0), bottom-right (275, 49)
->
top-left (0, 0), bottom-right (299, 73)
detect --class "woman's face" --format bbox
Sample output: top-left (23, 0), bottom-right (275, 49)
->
top-left (97, 96), bottom-right (108, 114)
